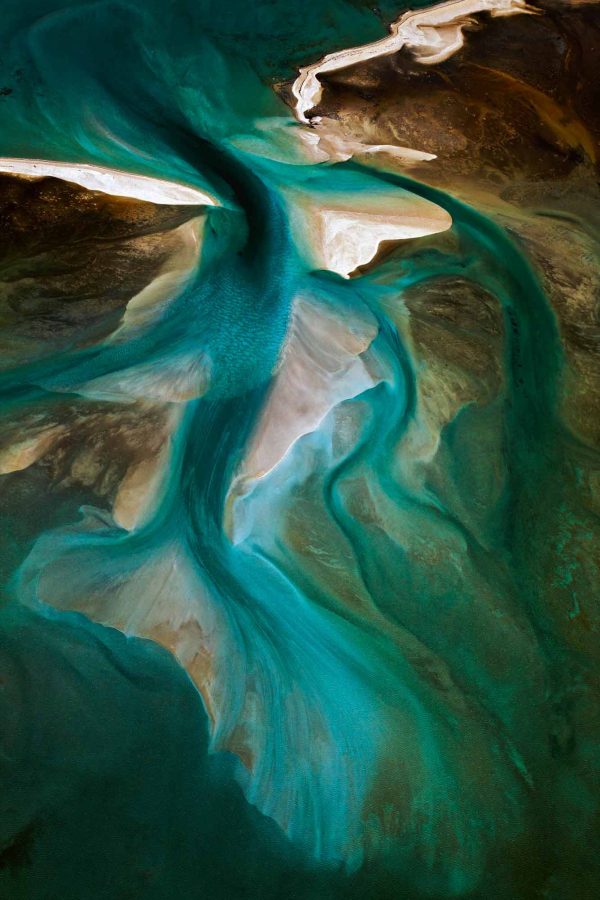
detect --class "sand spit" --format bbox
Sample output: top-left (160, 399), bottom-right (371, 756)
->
top-left (0, 158), bottom-right (218, 206)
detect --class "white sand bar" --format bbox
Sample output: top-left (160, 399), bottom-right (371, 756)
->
top-left (292, 0), bottom-right (533, 123)
top-left (0, 158), bottom-right (218, 206)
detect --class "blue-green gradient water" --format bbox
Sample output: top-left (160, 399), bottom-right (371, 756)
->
top-left (0, 1), bottom-right (590, 898)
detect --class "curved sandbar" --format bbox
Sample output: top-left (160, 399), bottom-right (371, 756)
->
top-left (292, 0), bottom-right (533, 123)
top-left (0, 157), bottom-right (218, 206)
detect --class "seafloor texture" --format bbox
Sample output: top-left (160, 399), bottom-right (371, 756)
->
top-left (0, 1), bottom-right (599, 898)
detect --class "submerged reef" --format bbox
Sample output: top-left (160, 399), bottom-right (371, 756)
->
top-left (0, 0), bottom-right (599, 897)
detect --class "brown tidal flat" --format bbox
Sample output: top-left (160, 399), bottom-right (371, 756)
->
top-left (0, 173), bottom-right (204, 365)
top-left (0, 174), bottom-right (204, 579)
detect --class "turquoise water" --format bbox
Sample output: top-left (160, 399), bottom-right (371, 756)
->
top-left (0, 1), bottom-right (580, 897)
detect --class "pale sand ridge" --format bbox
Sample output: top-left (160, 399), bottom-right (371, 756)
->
top-left (0, 158), bottom-right (218, 205)
top-left (292, 0), bottom-right (534, 124)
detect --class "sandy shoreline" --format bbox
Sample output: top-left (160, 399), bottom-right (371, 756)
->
top-left (292, 0), bottom-right (533, 123)
top-left (0, 157), bottom-right (218, 205)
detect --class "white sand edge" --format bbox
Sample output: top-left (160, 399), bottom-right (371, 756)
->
top-left (0, 158), bottom-right (218, 206)
top-left (292, 0), bottom-right (534, 123)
